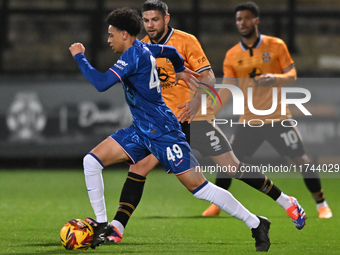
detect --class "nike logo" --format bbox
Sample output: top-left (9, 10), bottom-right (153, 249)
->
top-left (87, 188), bottom-right (97, 191)
top-left (174, 159), bottom-right (184, 167)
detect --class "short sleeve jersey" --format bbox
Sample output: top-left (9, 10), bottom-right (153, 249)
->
top-left (109, 40), bottom-right (180, 139)
top-left (142, 27), bottom-right (214, 121)
top-left (223, 35), bottom-right (294, 124)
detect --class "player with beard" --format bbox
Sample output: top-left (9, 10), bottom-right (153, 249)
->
top-left (106, 0), bottom-right (307, 247)
top-left (202, 1), bottom-right (332, 220)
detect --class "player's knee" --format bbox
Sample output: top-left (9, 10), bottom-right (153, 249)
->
top-left (129, 163), bottom-right (149, 177)
top-left (129, 155), bottom-right (158, 177)
top-left (83, 153), bottom-right (104, 175)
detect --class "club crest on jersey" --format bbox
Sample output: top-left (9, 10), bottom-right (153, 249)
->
top-left (262, 52), bottom-right (270, 62)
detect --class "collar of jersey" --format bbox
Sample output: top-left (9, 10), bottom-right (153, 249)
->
top-left (240, 34), bottom-right (263, 52)
top-left (149, 26), bottom-right (174, 45)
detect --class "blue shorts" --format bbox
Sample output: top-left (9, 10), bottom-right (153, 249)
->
top-left (110, 125), bottom-right (199, 175)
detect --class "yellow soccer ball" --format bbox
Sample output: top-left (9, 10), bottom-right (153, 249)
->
top-left (60, 219), bottom-right (94, 250)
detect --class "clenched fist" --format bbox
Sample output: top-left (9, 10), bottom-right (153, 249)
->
top-left (69, 43), bottom-right (85, 57)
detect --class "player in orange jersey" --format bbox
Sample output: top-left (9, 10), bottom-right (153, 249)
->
top-left (202, 1), bottom-right (332, 220)
top-left (106, 0), bottom-right (306, 246)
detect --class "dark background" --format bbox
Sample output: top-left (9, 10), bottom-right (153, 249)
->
top-left (1, 0), bottom-right (340, 168)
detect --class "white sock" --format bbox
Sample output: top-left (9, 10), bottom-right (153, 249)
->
top-left (317, 201), bottom-right (328, 210)
top-left (276, 192), bottom-right (292, 210)
top-left (193, 181), bottom-right (260, 229)
top-left (111, 220), bottom-right (125, 235)
top-left (83, 153), bottom-right (107, 223)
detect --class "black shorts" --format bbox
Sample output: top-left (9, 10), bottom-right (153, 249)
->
top-left (180, 120), bottom-right (232, 157)
top-left (231, 120), bottom-right (305, 161)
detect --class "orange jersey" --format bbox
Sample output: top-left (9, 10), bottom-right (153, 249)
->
top-left (223, 34), bottom-right (294, 124)
top-left (141, 27), bottom-right (214, 121)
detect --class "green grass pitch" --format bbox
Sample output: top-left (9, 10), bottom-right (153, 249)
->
top-left (0, 169), bottom-right (339, 254)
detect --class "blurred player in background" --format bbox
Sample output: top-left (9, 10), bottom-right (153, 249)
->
top-left (202, 1), bottom-right (332, 219)
top-left (107, 0), bottom-right (306, 246)
top-left (70, 7), bottom-right (272, 251)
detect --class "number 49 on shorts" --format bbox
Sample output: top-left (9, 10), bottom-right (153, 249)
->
top-left (167, 144), bottom-right (183, 161)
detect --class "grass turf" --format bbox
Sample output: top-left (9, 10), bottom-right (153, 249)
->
top-left (0, 169), bottom-right (339, 254)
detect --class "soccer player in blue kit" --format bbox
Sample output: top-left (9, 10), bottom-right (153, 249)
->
top-left (69, 8), bottom-right (271, 251)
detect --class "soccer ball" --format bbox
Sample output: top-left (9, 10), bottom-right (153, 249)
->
top-left (60, 219), bottom-right (94, 250)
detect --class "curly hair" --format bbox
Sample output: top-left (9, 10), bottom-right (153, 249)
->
top-left (106, 8), bottom-right (143, 36)
top-left (234, 2), bottom-right (259, 17)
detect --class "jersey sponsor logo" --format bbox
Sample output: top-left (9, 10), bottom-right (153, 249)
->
top-left (262, 52), bottom-right (271, 62)
top-left (157, 67), bottom-right (176, 89)
top-left (157, 67), bottom-right (169, 83)
top-left (197, 56), bottom-right (207, 64)
top-left (114, 60), bottom-right (128, 70)
top-left (249, 67), bottom-right (263, 84)
top-left (249, 67), bottom-right (262, 79)
top-left (114, 64), bottom-right (124, 70)
top-left (117, 60), bottom-right (128, 66)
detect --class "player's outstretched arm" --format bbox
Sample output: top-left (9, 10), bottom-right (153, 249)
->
top-left (175, 67), bottom-right (201, 90)
top-left (177, 69), bottom-right (214, 123)
top-left (69, 42), bottom-right (120, 92)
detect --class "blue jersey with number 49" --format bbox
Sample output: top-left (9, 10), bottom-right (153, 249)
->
top-left (74, 39), bottom-right (185, 139)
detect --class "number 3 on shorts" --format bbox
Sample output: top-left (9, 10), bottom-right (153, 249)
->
top-left (167, 144), bottom-right (183, 161)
